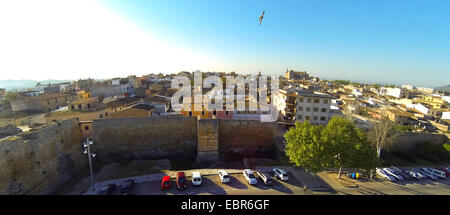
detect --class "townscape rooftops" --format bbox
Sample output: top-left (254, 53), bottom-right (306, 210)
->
top-left (131, 104), bottom-right (155, 111)
top-left (105, 97), bottom-right (141, 109)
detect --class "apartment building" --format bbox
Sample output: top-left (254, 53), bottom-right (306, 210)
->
top-left (284, 69), bottom-right (310, 81)
top-left (274, 88), bottom-right (332, 124)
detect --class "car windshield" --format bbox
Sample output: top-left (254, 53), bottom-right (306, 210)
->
top-left (282, 174), bottom-right (287, 177)
top-left (178, 177), bottom-right (185, 183)
top-left (248, 173), bottom-right (255, 178)
top-left (223, 175), bottom-right (229, 179)
top-left (163, 181), bottom-right (169, 185)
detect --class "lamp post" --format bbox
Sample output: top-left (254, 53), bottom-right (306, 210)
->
top-left (83, 138), bottom-right (96, 192)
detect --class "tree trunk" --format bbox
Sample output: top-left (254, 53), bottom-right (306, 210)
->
top-left (377, 146), bottom-right (382, 158)
top-left (338, 166), bottom-right (342, 179)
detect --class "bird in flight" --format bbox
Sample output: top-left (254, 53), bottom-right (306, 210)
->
top-left (259, 10), bottom-right (265, 26)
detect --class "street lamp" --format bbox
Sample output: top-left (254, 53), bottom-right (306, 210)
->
top-left (83, 138), bottom-right (96, 192)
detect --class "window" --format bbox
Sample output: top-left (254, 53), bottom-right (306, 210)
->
top-left (213, 110), bottom-right (217, 115)
top-left (323, 99), bottom-right (328, 104)
top-left (87, 104), bottom-right (91, 109)
top-left (47, 100), bottom-right (50, 105)
top-left (305, 116), bottom-right (310, 121)
top-left (313, 116), bottom-right (318, 121)
top-left (307, 98), bottom-right (311, 103)
top-left (226, 111), bottom-right (229, 115)
top-left (298, 106), bottom-right (303, 111)
top-left (55, 98), bottom-right (58, 103)
top-left (321, 117), bottom-right (326, 121)
top-left (314, 99), bottom-right (319, 103)
top-left (100, 114), bottom-right (103, 118)
top-left (299, 98), bottom-right (304, 102)
top-left (321, 108), bottom-right (327, 112)
top-left (85, 126), bottom-right (89, 130)
top-left (189, 111), bottom-right (192, 116)
top-left (105, 112), bottom-right (108, 117)
top-left (71, 105), bottom-right (74, 110)
top-left (297, 115), bottom-right (303, 120)
top-left (78, 104), bottom-right (82, 109)
top-left (201, 111), bottom-right (205, 116)
top-left (313, 107), bottom-right (318, 112)
top-left (306, 107), bottom-right (311, 112)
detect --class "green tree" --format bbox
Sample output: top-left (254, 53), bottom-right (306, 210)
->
top-left (322, 116), bottom-right (377, 179)
top-left (284, 121), bottom-right (326, 173)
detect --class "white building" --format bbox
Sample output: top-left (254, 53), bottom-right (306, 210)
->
top-left (407, 103), bottom-right (429, 115)
top-left (379, 87), bottom-right (403, 98)
top-left (274, 88), bottom-right (332, 124)
top-left (442, 112), bottom-right (450, 120)
top-left (402, 84), bottom-right (414, 91)
top-left (416, 87), bottom-right (434, 94)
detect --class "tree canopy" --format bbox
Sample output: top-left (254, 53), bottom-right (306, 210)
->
top-left (284, 116), bottom-right (378, 178)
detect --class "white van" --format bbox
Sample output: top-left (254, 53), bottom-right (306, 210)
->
top-left (191, 172), bottom-right (202, 186)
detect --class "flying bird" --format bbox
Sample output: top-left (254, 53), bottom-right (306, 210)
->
top-left (259, 10), bottom-right (265, 26)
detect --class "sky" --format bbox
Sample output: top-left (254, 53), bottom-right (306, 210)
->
top-left (0, 0), bottom-right (449, 87)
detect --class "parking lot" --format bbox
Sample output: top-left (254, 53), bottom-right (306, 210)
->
top-left (104, 171), bottom-right (315, 195)
top-left (87, 167), bottom-right (450, 195)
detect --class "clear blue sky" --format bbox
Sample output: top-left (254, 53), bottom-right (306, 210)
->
top-left (0, 0), bottom-right (448, 87)
top-left (98, 0), bottom-right (450, 87)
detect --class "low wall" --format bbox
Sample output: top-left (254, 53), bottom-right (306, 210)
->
top-left (0, 119), bottom-right (86, 194)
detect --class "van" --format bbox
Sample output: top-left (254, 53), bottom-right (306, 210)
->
top-left (192, 172), bottom-right (202, 186)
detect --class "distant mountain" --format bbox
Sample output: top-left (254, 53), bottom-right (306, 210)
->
top-left (0, 79), bottom-right (72, 91)
top-left (435, 84), bottom-right (450, 93)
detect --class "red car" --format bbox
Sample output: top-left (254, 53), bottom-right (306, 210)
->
top-left (161, 176), bottom-right (171, 191)
top-left (433, 167), bottom-right (450, 177)
top-left (176, 172), bottom-right (187, 190)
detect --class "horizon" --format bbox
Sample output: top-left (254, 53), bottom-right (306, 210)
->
top-left (1, 0), bottom-right (449, 88)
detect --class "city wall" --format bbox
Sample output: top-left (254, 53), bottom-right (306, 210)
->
top-left (92, 116), bottom-right (199, 163)
top-left (390, 132), bottom-right (449, 152)
top-left (0, 119), bottom-right (86, 194)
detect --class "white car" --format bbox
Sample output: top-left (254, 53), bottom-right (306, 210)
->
top-left (257, 171), bottom-right (273, 185)
top-left (406, 170), bottom-right (425, 180)
top-left (416, 169), bottom-right (438, 180)
top-left (273, 168), bottom-right (289, 181)
top-left (191, 172), bottom-right (202, 186)
top-left (243, 169), bottom-right (258, 185)
top-left (422, 168), bottom-right (446, 179)
top-left (383, 168), bottom-right (404, 181)
top-left (376, 168), bottom-right (395, 181)
top-left (218, 170), bottom-right (230, 183)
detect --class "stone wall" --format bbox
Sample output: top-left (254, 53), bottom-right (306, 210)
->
top-left (390, 132), bottom-right (449, 152)
top-left (92, 116), bottom-right (198, 163)
top-left (197, 119), bottom-right (219, 163)
top-left (218, 119), bottom-right (284, 161)
top-left (0, 119), bottom-right (86, 194)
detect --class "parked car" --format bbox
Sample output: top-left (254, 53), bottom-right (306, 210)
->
top-left (273, 168), bottom-right (289, 181)
top-left (97, 183), bottom-right (116, 195)
top-left (390, 166), bottom-right (411, 180)
top-left (120, 180), bottom-right (135, 195)
top-left (405, 170), bottom-right (423, 180)
top-left (383, 168), bottom-right (404, 181)
top-left (218, 170), bottom-right (230, 183)
top-left (257, 171), bottom-right (273, 185)
top-left (376, 168), bottom-right (395, 181)
top-left (191, 172), bottom-right (202, 186)
top-left (176, 171), bottom-right (187, 190)
top-left (409, 169), bottom-right (426, 179)
top-left (433, 167), bottom-right (450, 177)
top-left (422, 168), bottom-right (446, 179)
top-left (243, 169), bottom-right (258, 185)
top-left (415, 168), bottom-right (438, 180)
top-left (161, 176), bottom-right (171, 191)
